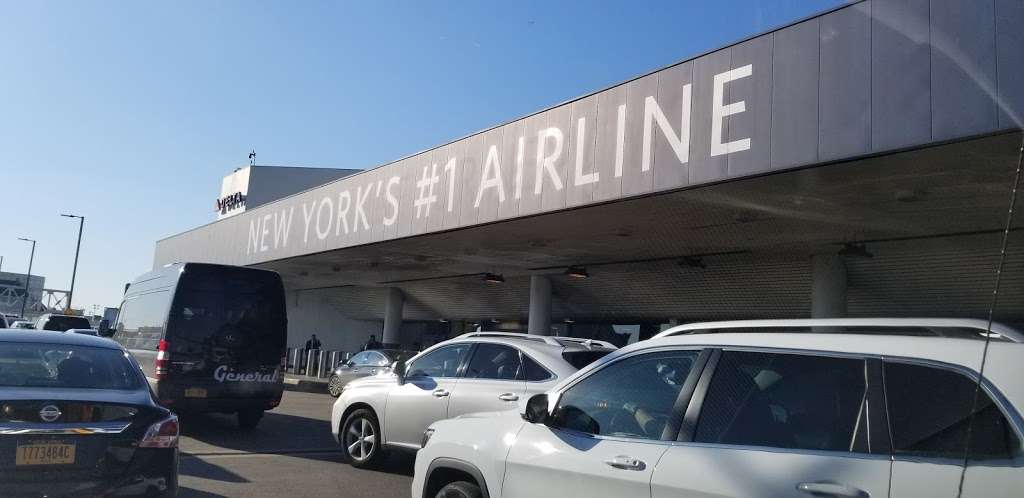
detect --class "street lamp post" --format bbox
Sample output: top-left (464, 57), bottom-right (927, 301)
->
top-left (17, 238), bottom-right (36, 318)
top-left (61, 214), bottom-right (85, 310)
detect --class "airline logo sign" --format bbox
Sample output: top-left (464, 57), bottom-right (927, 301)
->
top-left (244, 63), bottom-right (759, 260)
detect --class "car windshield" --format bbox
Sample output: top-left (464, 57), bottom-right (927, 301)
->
top-left (42, 316), bottom-right (92, 331)
top-left (0, 342), bottom-right (142, 390)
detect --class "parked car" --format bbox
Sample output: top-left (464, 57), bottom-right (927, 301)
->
top-left (327, 349), bottom-right (418, 397)
top-left (109, 262), bottom-right (287, 429)
top-left (9, 320), bottom-right (34, 330)
top-left (0, 329), bottom-right (179, 497)
top-left (331, 332), bottom-right (616, 468)
top-left (34, 313), bottom-right (92, 332)
top-left (414, 318), bottom-right (1024, 498)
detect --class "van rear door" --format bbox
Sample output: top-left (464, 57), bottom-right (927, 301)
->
top-left (161, 266), bottom-right (286, 405)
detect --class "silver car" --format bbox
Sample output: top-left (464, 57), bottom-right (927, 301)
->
top-left (330, 332), bottom-right (617, 467)
top-left (327, 349), bottom-right (418, 397)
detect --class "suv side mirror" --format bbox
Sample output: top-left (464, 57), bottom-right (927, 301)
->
top-left (393, 360), bottom-right (407, 385)
top-left (97, 320), bottom-right (114, 338)
top-left (522, 393), bottom-right (550, 424)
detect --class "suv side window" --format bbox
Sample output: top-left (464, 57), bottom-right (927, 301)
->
top-left (695, 351), bottom-right (868, 453)
top-left (464, 343), bottom-right (522, 380)
top-left (884, 361), bottom-right (1021, 460)
top-left (522, 354), bottom-right (553, 382)
top-left (550, 350), bottom-right (700, 440)
top-left (406, 344), bottom-right (470, 379)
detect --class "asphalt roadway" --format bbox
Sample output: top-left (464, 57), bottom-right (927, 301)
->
top-left (178, 391), bottom-right (413, 498)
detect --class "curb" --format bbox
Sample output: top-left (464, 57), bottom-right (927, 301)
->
top-left (283, 377), bottom-right (329, 394)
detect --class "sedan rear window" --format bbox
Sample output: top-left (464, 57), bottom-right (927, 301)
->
top-left (562, 350), bottom-right (614, 370)
top-left (41, 316), bottom-right (92, 331)
top-left (0, 343), bottom-right (143, 390)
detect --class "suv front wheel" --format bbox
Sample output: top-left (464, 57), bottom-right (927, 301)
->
top-left (341, 408), bottom-right (384, 468)
top-left (435, 481), bottom-right (482, 498)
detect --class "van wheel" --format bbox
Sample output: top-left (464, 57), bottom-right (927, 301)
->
top-left (327, 375), bottom-right (344, 397)
top-left (237, 409), bottom-right (264, 430)
top-left (435, 481), bottom-right (483, 498)
top-left (341, 408), bottom-right (383, 468)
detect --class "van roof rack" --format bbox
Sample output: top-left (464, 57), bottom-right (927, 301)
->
top-left (654, 318), bottom-right (1024, 343)
top-left (457, 332), bottom-right (617, 349)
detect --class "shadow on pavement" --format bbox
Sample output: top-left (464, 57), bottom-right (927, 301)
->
top-left (180, 410), bottom-right (336, 455)
top-left (177, 486), bottom-right (229, 498)
top-left (179, 455), bottom-right (251, 483)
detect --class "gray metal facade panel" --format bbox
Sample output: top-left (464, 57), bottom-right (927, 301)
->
top-left (771, 19), bottom-right (820, 170)
top-left (517, 111), bottom-right (547, 217)
top-left (566, 94), bottom-right (600, 207)
top-left (621, 73), bottom-right (660, 197)
top-left (871, 0), bottom-right (932, 151)
top-left (592, 84), bottom-right (627, 202)
top-left (475, 126), bottom-right (506, 224)
top-left (652, 61), bottom-right (694, 190)
top-left (728, 34), bottom-right (774, 176)
top-left (154, 0), bottom-right (1023, 269)
top-left (819, 1), bottom-right (872, 161)
top-left (541, 104), bottom-right (574, 212)
top-left (496, 120), bottom-right (525, 220)
top-left (689, 49), bottom-right (732, 185)
top-left (929, 0), bottom-right (998, 141)
top-left (996, 0), bottom-right (1024, 129)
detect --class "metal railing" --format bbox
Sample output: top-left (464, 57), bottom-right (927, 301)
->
top-left (285, 347), bottom-right (352, 378)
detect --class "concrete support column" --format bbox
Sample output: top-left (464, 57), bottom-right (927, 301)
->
top-left (811, 253), bottom-right (847, 318)
top-left (382, 287), bottom-right (404, 346)
top-left (528, 275), bottom-right (552, 335)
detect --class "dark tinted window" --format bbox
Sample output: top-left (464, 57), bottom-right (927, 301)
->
top-left (42, 315), bottom-right (92, 331)
top-left (551, 350), bottom-right (699, 440)
top-left (464, 344), bottom-right (522, 380)
top-left (523, 354), bottom-right (553, 381)
top-left (562, 350), bottom-right (613, 370)
top-left (695, 352), bottom-right (867, 452)
top-left (407, 344), bottom-right (470, 378)
top-left (114, 291), bottom-right (170, 350)
top-left (0, 343), bottom-right (143, 389)
top-left (167, 266), bottom-right (286, 364)
top-left (885, 362), bottom-right (1020, 460)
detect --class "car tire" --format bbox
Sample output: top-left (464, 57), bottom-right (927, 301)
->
top-left (237, 409), bottom-right (264, 430)
top-left (341, 408), bottom-right (384, 468)
top-left (435, 481), bottom-right (483, 498)
top-left (327, 375), bottom-right (344, 397)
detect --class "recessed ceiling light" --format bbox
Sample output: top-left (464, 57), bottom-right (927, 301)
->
top-left (483, 273), bottom-right (505, 284)
top-left (565, 266), bottom-right (589, 278)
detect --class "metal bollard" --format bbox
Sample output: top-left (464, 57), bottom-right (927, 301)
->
top-left (317, 350), bottom-right (328, 378)
top-left (291, 348), bottom-right (301, 374)
top-left (306, 349), bottom-right (316, 377)
top-left (328, 351), bottom-right (338, 370)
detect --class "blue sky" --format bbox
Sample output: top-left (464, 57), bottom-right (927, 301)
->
top-left (0, 0), bottom-right (844, 311)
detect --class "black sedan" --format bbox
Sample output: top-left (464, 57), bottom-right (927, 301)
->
top-left (326, 349), bottom-right (417, 397)
top-left (0, 330), bottom-right (178, 497)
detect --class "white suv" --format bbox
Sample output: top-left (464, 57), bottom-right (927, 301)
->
top-left (330, 332), bottom-right (616, 467)
top-left (414, 319), bottom-right (1024, 498)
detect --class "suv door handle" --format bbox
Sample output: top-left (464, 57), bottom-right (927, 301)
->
top-left (603, 455), bottom-right (646, 471)
top-left (432, 389), bottom-right (450, 398)
top-left (796, 482), bottom-right (868, 498)
top-left (498, 393), bottom-right (519, 401)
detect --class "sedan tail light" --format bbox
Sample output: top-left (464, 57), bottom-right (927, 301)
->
top-left (139, 414), bottom-right (179, 448)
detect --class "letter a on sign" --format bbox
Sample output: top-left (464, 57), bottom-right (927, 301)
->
top-left (475, 145), bottom-right (506, 207)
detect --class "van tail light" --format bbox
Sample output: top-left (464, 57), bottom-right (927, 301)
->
top-left (139, 414), bottom-right (179, 448)
top-left (155, 339), bottom-right (170, 380)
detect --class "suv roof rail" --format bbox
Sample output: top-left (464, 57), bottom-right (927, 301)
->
top-left (456, 332), bottom-right (618, 349)
top-left (457, 332), bottom-right (562, 346)
top-left (552, 337), bottom-right (618, 349)
top-left (654, 318), bottom-right (1024, 343)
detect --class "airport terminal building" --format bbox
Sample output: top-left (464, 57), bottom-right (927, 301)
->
top-left (154, 1), bottom-right (1024, 352)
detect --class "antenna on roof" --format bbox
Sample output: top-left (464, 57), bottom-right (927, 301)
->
top-left (249, 149), bottom-right (256, 167)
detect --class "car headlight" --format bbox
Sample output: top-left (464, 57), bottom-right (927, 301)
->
top-left (421, 428), bottom-right (435, 448)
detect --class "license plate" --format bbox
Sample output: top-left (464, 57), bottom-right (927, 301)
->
top-left (15, 442), bottom-right (76, 466)
top-left (184, 387), bottom-right (208, 398)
